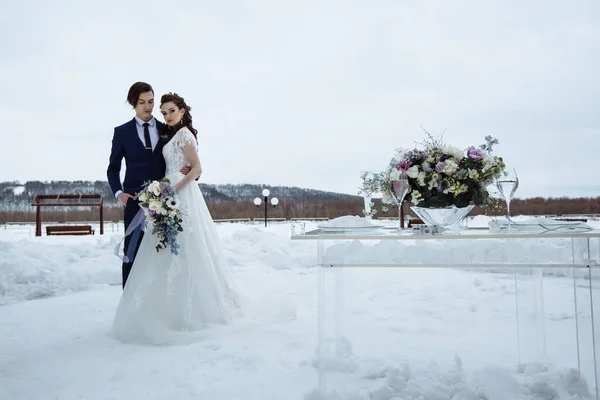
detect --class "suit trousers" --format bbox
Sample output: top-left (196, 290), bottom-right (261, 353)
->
top-left (122, 198), bottom-right (145, 288)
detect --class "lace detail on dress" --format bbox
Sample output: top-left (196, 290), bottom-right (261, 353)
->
top-left (162, 127), bottom-right (197, 180)
top-left (166, 256), bottom-right (181, 296)
top-left (182, 269), bottom-right (194, 332)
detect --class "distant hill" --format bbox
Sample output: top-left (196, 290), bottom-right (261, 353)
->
top-left (208, 183), bottom-right (359, 202)
top-left (0, 180), bottom-right (360, 211)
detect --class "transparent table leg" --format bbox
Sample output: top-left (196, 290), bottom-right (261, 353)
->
top-left (588, 266), bottom-right (600, 400)
top-left (589, 263), bottom-right (599, 400)
top-left (514, 268), bottom-right (522, 370)
top-left (588, 238), bottom-right (599, 400)
top-left (334, 267), bottom-right (345, 356)
top-left (532, 266), bottom-right (547, 362)
top-left (572, 236), bottom-right (600, 399)
top-left (317, 239), bottom-right (327, 392)
top-left (514, 265), bottom-right (547, 371)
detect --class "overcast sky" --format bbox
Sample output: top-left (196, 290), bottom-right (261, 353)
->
top-left (1, 0), bottom-right (598, 198)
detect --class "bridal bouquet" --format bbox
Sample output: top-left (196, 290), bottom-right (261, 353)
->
top-left (135, 178), bottom-right (183, 255)
top-left (375, 132), bottom-right (506, 209)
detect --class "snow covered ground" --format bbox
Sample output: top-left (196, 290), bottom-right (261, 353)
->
top-left (1, 216), bottom-right (599, 399)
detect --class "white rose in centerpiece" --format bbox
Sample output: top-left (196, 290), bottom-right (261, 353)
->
top-left (389, 169), bottom-right (401, 181)
top-left (443, 159), bottom-right (458, 175)
top-left (443, 145), bottom-right (464, 160)
top-left (406, 165), bottom-right (419, 178)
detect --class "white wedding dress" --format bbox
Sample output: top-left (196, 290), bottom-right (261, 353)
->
top-left (112, 127), bottom-right (241, 345)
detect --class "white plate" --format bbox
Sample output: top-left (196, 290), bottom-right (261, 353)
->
top-left (317, 225), bottom-right (383, 232)
top-left (490, 220), bottom-right (592, 233)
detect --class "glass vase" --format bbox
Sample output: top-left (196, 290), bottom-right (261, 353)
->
top-left (410, 205), bottom-right (474, 230)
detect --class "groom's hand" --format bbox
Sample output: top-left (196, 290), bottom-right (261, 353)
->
top-left (180, 166), bottom-right (191, 175)
top-left (117, 193), bottom-right (134, 207)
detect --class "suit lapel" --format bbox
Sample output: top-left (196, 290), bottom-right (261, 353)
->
top-left (154, 120), bottom-right (167, 154)
top-left (127, 118), bottom-right (148, 152)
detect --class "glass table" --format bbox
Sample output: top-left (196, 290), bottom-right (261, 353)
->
top-left (291, 225), bottom-right (600, 398)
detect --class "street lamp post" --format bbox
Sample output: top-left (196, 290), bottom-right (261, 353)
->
top-left (253, 189), bottom-right (279, 227)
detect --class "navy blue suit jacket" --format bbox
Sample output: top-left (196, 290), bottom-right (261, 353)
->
top-left (107, 118), bottom-right (167, 197)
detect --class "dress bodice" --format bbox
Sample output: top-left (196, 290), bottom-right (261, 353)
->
top-left (162, 127), bottom-right (198, 183)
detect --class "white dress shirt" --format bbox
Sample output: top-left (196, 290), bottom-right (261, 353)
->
top-left (134, 116), bottom-right (160, 151)
top-left (115, 117), bottom-right (160, 200)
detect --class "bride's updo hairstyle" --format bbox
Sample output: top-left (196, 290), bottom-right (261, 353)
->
top-left (160, 92), bottom-right (198, 140)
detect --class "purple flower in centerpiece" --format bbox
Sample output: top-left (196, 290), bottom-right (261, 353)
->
top-left (435, 161), bottom-right (446, 173)
top-left (467, 147), bottom-right (485, 160)
top-left (148, 209), bottom-right (157, 217)
top-left (395, 160), bottom-right (412, 174)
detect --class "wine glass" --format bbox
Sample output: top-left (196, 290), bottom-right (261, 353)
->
top-left (390, 175), bottom-right (410, 230)
top-left (496, 167), bottom-right (519, 225)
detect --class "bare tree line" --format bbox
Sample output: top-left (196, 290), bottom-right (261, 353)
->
top-left (2, 197), bottom-right (600, 223)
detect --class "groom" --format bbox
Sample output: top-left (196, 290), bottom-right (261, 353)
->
top-left (107, 82), bottom-right (168, 288)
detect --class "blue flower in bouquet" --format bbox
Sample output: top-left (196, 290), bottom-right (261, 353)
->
top-left (135, 178), bottom-right (184, 255)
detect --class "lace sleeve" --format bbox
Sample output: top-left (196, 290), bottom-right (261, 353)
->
top-left (173, 128), bottom-right (197, 151)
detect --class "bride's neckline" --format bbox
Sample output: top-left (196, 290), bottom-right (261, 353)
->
top-left (174, 126), bottom-right (190, 135)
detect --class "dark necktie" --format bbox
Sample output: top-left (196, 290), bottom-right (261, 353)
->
top-left (143, 122), bottom-right (152, 151)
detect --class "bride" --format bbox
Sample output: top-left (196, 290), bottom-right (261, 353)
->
top-left (112, 92), bottom-right (240, 345)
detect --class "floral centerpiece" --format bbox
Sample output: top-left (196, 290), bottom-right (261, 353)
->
top-left (361, 132), bottom-right (506, 220)
top-left (135, 178), bottom-right (184, 254)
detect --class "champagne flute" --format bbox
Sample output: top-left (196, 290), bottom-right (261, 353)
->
top-left (391, 175), bottom-right (410, 231)
top-left (496, 167), bottom-right (519, 225)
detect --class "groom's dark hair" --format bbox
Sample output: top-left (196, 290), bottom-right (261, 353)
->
top-left (127, 82), bottom-right (154, 107)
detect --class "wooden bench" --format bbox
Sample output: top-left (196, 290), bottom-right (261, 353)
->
top-left (407, 218), bottom-right (425, 227)
top-left (554, 217), bottom-right (588, 223)
top-left (46, 225), bottom-right (95, 236)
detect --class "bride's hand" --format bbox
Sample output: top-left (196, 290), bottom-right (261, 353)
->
top-left (180, 166), bottom-right (191, 175)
